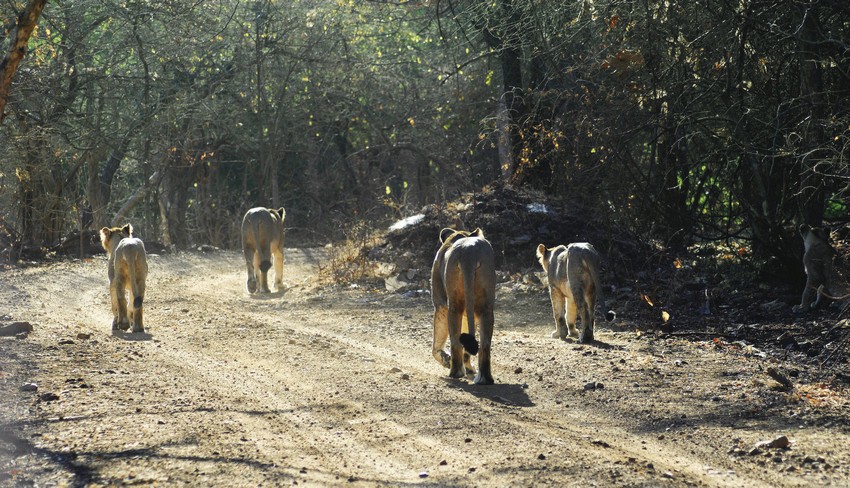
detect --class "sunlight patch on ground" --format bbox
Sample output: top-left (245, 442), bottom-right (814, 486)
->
top-left (526, 203), bottom-right (551, 214)
top-left (389, 214), bottom-right (425, 231)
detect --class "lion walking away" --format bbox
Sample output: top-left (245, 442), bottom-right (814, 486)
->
top-left (431, 228), bottom-right (496, 385)
top-left (241, 207), bottom-right (286, 294)
top-left (536, 242), bottom-right (605, 343)
top-left (100, 224), bottom-right (148, 333)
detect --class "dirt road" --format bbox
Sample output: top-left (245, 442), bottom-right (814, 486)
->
top-left (1, 249), bottom-right (848, 486)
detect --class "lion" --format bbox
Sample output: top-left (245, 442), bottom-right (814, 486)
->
top-left (431, 227), bottom-right (496, 385)
top-left (536, 242), bottom-right (604, 343)
top-left (798, 224), bottom-right (840, 311)
top-left (241, 207), bottom-right (286, 294)
top-left (100, 224), bottom-right (148, 333)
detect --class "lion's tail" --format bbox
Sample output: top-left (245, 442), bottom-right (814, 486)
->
top-left (127, 252), bottom-right (143, 309)
top-left (253, 218), bottom-right (272, 273)
top-left (458, 256), bottom-right (480, 356)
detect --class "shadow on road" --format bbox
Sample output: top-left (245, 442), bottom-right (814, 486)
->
top-left (453, 380), bottom-right (535, 407)
top-left (111, 330), bottom-right (153, 341)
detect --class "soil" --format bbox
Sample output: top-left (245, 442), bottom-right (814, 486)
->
top-left (1, 246), bottom-right (849, 487)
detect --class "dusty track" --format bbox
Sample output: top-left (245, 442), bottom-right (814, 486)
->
top-left (1, 250), bottom-right (849, 486)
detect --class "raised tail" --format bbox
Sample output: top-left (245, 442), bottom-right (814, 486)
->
top-left (458, 257), bottom-right (479, 356)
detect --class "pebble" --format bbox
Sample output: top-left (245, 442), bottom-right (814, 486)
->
top-left (439, 460), bottom-right (447, 466)
top-left (418, 471), bottom-right (428, 478)
top-left (20, 383), bottom-right (38, 392)
top-left (514, 367), bottom-right (523, 374)
top-left (76, 332), bottom-right (92, 340)
top-left (537, 453), bottom-right (546, 460)
top-left (39, 392), bottom-right (60, 402)
top-left (754, 435), bottom-right (790, 450)
top-left (584, 381), bottom-right (604, 390)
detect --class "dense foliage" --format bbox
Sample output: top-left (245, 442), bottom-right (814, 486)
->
top-left (1, 0), bottom-right (848, 277)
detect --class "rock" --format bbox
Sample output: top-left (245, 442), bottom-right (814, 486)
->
top-left (514, 367), bottom-right (523, 374)
top-left (662, 472), bottom-right (674, 479)
top-left (748, 447), bottom-right (763, 456)
top-left (464, 438), bottom-right (472, 443)
top-left (766, 368), bottom-right (793, 390)
top-left (385, 274), bottom-right (416, 292)
top-left (418, 471), bottom-right (428, 478)
top-left (39, 392), bottom-right (60, 402)
top-left (76, 332), bottom-right (91, 340)
top-left (758, 435), bottom-right (790, 449)
top-left (0, 321), bottom-right (33, 336)
top-left (537, 453), bottom-right (546, 460)
top-left (584, 381), bottom-right (604, 390)
top-left (58, 339), bottom-right (75, 345)
top-left (439, 460), bottom-right (447, 466)
top-left (390, 367), bottom-right (402, 373)
top-left (400, 374), bottom-right (410, 380)
top-left (20, 383), bottom-right (38, 392)
top-left (591, 439), bottom-right (611, 448)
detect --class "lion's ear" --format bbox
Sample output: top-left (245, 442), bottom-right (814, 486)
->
top-left (536, 244), bottom-right (547, 261)
top-left (277, 208), bottom-right (286, 220)
top-left (100, 227), bottom-right (111, 240)
top-left (472, 228), bottom-right (484, 238)
top-left (121, 224), bottom-right (133, 237)
top-left (439, 228), bottom-right (456, 243)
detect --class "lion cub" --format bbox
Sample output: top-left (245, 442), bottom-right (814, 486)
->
top-left (100, 224), bottom-right (148, 333)
top-left (536, 242), bottom-right (603, 343)
top-left (241, 207), bottom-right (286, 293)
top-left (431, 228), bottom-right (496, 385)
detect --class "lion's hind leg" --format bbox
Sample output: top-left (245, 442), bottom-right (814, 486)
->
top-left (244, 247), bottom-right (259, 293)
top-left (115, 278), bottom-right (130, 331)
top-left (109, 281), bottom-right (122, 331)
top-left (432, 306), bottom-right (451, 368)
top-left (572, 280), bottom-right (593, 343)
top-left (473, 307), bottom-right (494, 385)
top-left (447, 305), bottom-right (466, 378)
top-left (549, 288), bottom-right (569, 340)
top-left (565, 296), bottom-right (579, 338)
top-left (272, 244), bottom-right (285, 291)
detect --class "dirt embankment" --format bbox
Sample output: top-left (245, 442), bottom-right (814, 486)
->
top-left (1, 249), bottom-right (849, 487)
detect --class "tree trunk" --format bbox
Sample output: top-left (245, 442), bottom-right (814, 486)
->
top-left (797, 5), bottom-right (826, 226)
top-left (0, 0), bottom-right (47, 123)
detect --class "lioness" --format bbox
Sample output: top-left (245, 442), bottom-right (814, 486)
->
top-left (241, 207), bottom-right (286, 293)
top-left (798, 224), bottom-right (838, 311)
top-left (100, 224), bottom-right (148, 333)
top-left (536, 242), bottom-right (602, 343)
top-left (431, 227), bottom-right (496, 385)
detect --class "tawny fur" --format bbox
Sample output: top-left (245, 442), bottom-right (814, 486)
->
top-left (241, 207), bottom-right (286, 294)
top-left (536, 242), bottom-right (603, 343)
top-left (100, 224), bottom-right (148, 333)
top-left (431, 228), bottom-right (496, 385)
top-left (798, 224), bottom-right (841, 311)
